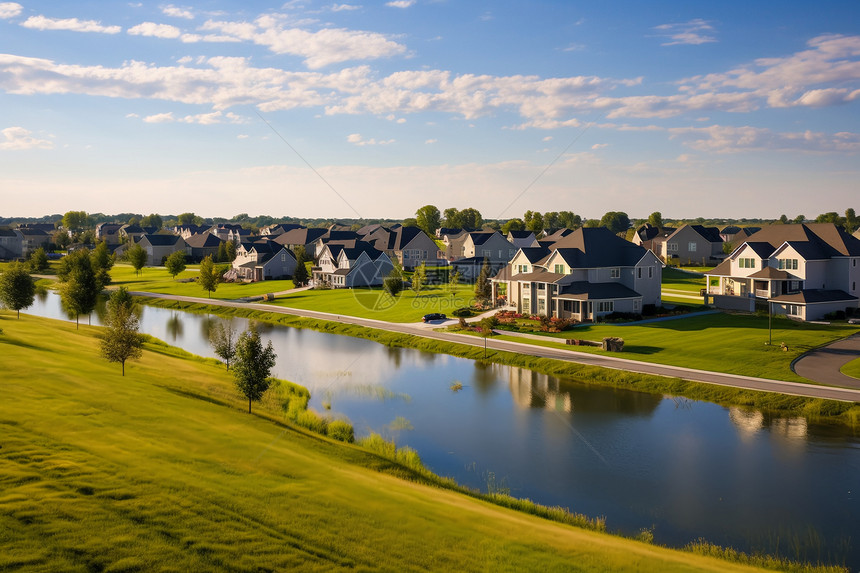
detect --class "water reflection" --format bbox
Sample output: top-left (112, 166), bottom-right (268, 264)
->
top-left (165, 314), bottom-right (184, 341)
top-left (729, 407), bottom-right (808, 443)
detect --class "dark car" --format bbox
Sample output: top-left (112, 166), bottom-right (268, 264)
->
top-left (422, 313), bottom-right (447, 323)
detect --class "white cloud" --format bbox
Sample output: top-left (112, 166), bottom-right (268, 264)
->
top-left (21, 15), bottom-right (122, 34)
top-left (347, 133), bottom-right (394, 145)
top-left (653, 19), bottom-right (716, 46)
top-left (0, 126), bottom-right (53, 150)
top-left (591, 143), bottom-right (609, 150)
top-left (668, 124), bottom-right (860, 153)
top-left (424, 138), bottom-right (437, 144)
top-left (143, 112), bottom-right (174, 123)
top-left (237, 134), bottom-right (249, 139)
top-left (386, 0), bottom-right (415, 7)
top-left (128, 22), bottom-right (182, 39)
top-left (199, 15), bottom-right (406, 68)
top-left (330, 4), bottom-right (361, 11)
top-left (141, 110), bottom-right (246, 124)
top-left (162, 5), bottom-right (194, 19)
top-left (0, 2), bottom-right (22, 19)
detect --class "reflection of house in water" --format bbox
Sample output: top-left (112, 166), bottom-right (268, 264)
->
top-left (728, 407), bottom-right (808, 442)
top-left (508, 367), bottom-right (662, 417)
top-left (508, 368), bottom-right (572, 413)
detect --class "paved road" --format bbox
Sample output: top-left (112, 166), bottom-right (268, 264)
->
top-left (130, 291), bottom-right (860, 403)
top-left (792, 333), bottom-right (860, 389)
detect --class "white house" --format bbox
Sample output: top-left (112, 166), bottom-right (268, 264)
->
top-left (231, 241), bottom-right (297, 281)
top-left (314, 244), bottom-right (394, 288)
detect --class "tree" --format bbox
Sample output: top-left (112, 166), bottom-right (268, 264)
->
top-left (415, 205), bottom-right (441, 236)
top-left (443, 207), bottom-right (462, 228)
top-left (215, 240), bottom-right (228, 263)
top-left (411, 262), bottom-right (426, 293)
top-left (100, 287), bottom-right (143, 376)
top-left (0, 263), bottom-right (35, 318)
top-left (59, 250), bottom-right (100, 329)
top-left (777, 214), bottom-right (788, 224)
top-left (233, 325), bottom-right (277, 414)
top-left (53, 229), bottom-right (71, 249)
top-left (524, 210), bottom-right (544, 234)
top-left (164, 250), bottom-right (187, 280)
top-left (209, 320), bottom-right (237, 370)
top-left (845, 208), bottom-right (857, 233)
top-left (794, 214), bottom-right (806, 225)
top-left (226, 241), bottom-right (237, 262)
top-left (558, 211), bottom-right (581, 229)
top-left (140, 213), bottom-right (163, 230)
top-left (127, 243), bottom-right (147, 276)
top-left (474, 257), bottom-right (492, 304)
top-left (459, 208), bottom-right (482, 230)
top-left (62, 210), bottom-right (90, 232)
top-left (178, 212), bottom-right (197, 226)
top-left (90, 241), bottom-right (114, 290)
top-left (543, 212), bottom-right (560, 229)
top-left (292, 246), bottom-right (309, 286)
top-left (28, 247), bottom-right (49, 273)
top-left (449, 268), bottom-right (461, 290)
top-left (501, 218), bottom-right (525, 235)
top-left (198, 255), bottom-right (220, 298)
top-left (401, 218), bottom-right (418, 228)
top-left (383, 257), bottom-right (403, 296)
top-left (647, 211), bottom-right (664, 229)
top-left (584, 219), bottom-right (601, 228)
top-left (600, 211), bottom-right (631, 235)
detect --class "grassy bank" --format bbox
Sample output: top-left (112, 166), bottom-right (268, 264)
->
top-left (485, 313), bottom-right (860, 383)
top-left (1, 312), bottom-right (797, 572)
top-left (109, 263), bottom-right (296, 299)
top-left (132, 296), bottom-right (860, 427)
top-left (841, 357), bottom-right (860, 379)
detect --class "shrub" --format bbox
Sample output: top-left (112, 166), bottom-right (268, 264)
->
top-left (327, 420), bottom-right (355, 443)
top-left (452, 307), bottom-right (472, 318)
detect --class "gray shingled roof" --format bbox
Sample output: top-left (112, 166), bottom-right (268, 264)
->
top-left (769, 289), bottom-right (858, 304)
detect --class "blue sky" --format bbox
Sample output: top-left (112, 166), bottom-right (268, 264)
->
top-left (1, 1), bottom-right (858, 221)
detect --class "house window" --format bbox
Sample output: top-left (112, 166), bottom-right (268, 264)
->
top-left (610, 268), bottom-right (620, 279)
top-left (786, 304), bottom-right (801, 316)
top-left (739, 258), bottom-right (756, 269)
top-left (634, 300), bottom-right (640, 311)
top-left (688, 242), bottom-right (697, 252)
top-left (778, 258), bottom-right (798, 270)
top-left (281, 253), bottom-right (286, 261)
top-left (637, 267), bottom-right (642, 279)
top-left (483, 250), bottom-right (491, 258)
top-left (554, 264), bottom-right (564, 274)
top-left (522, 299), bottom-right (530, 314)
top-left (537, 283), bottom-right (546, 291)
top-left (649, 267), bottom-right (653, 278)
top-left (667, 243), bottom-right (678, 252)
top-left (597, 301), bottom-right (614, 313)
top-left (538, 299), bottom-right (546, 314)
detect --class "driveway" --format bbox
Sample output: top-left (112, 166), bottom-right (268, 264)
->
top-left (792, 333), bottom-right (860, 389)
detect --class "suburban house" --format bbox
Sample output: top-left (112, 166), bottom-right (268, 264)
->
top-left (230, 241), bottom-right (296, 282)
top-left (705, 223), bottom-right (860, 320)
top-left (312, 230), bottom-right (360, 258)
top-left (507, 230), bottom-right (539, 249)
top-left (137, 234), bottom-right (189, 266)
top-left (445, 231), bottom-right (517, 281)
top-left (313, 243), bottom-right (394, 288)
top-left (185, 232), bottom-right (224, 262)
top-left (260, 223), bottom-right (303, 236)
top-left (720, 226), bottom-right (761, 245)
top-left (173, 224), bottom-right (207, 240)
top-left (631, 223), bottom-right (674, 252)
top-left (119, 224), bottom-right (157, 243)
top-left (273, 227), bottom-right (328, 256)
top-left (95, 223), bottom-right (123, 245)
top-left (363, 226), bottom-right (441, 270)
top-left (0, 228), bottom-right (23, 260)
top-left (654, 224), bottom-right (723, 265)
top-left (208, 223), bottom-right (250, 243)
top-left (499, 227), bottom-right (663, 321)
top-left (18, 228), bottom-right (52, 258)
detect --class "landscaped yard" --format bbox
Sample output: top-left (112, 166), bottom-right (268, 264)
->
top-left (108, 263), bottom-right (296, 299)
top-left (0, 312), bottom-right (766, 573)
top-left (472, 312), bottom-right (860, 383)
top-left (841, 357), bottom-right (860, 379)
top-left (661, 267), bottom-right (707, 305)
top-left (267, 283), bottom-right (477, 323)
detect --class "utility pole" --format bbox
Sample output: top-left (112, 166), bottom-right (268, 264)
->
top-left (768, 300), bottom-right (772, 346)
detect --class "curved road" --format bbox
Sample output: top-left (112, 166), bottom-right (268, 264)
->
top-left (131, 291), bottom-right (860, 403)
top-left (792, 333), bottom-right (860, 389)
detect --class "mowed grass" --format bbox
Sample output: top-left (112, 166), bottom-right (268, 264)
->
top-left (841, 357), bottom-right (860, 379)
top-left (109, 263), bottom-right (296, 299)
top-left (267, 283), bottom-right (477, 323)
top-left (0, 313), bottom-right (773, 572)
top-left (662, 267), bottom-right (708, 305)
top-left (488, 313), bottom-right (860, 383)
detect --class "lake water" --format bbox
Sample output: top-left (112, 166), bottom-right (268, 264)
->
top-left (24, 293), bottom-right (860, 569)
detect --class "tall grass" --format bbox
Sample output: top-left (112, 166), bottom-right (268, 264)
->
top-left (684, 539), bottom-right (847, 573)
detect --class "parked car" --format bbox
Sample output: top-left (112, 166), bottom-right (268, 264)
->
top-left (422, 313), bottom-right (447, 323)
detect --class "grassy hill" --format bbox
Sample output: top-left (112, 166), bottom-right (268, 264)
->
top-left (0, 312), bottom-right (791, 572)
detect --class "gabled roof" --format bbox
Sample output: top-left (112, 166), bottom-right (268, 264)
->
top-left (739, 241), bottom-right (774, 259)
top-left (743, 223), bottom-right (860, 257)
top-left (666, 224), bottom-right (722, 244)
top-left (507, 230), bottom-right (535, 239)
top-left (323, 230), bottom-right (359, 242)
top-left (769, 289), bottom-right (858, 304)
top-left (371, 226), bottom-right (431, 251)
top-left (543, 227), bottom-right (649, 268)
top-left (779, 240), bottom-right (828, 260)
top-left (516, 246), bottom-right (551, 264)
top-left (706, 258), bottom-right (733, 276)
top-left (274, 227), bottom-right (327, 246)
top-left (184, 233), bottom-right (223, 248)
top-left (634, 223), bottom-right (660, 242)
top-left (510, 270), bottom-right (565, 283)
top-left (0, 228), bottom-right (21, 237)
top-left (339, 244), bottom-right (384, 261)
top-left (747, 267), bottom-right (798, 280)
top-left (140, 233), bottom-right (182, 247)
top-left (466, 231), bottom-right (497, 246)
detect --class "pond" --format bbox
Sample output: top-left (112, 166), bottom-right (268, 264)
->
top-left (24, 292), bottom-right (860, 569)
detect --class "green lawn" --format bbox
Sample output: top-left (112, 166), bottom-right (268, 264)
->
top-left (0, 312), bottom-right (774, 573)
top-left (661, 267), bottom-right (707, 306)
top-left (108, 263), bottom-right (296, 299)
top-left (484, 313), bottom-right (860, 383)
top-left (841, 357), bottom-right (860, 379)
top-left (267, 283), bottom-right (477, 323)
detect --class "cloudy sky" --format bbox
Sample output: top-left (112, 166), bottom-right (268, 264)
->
top-left (1, 1), bottom-right (858, 221)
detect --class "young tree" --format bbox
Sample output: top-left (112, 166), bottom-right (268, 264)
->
top-left (59, 251), bottom-right (100, 328)
top-left (411, 262), bottom-right (426, 293)
top-left (226, 240), bottom-right (237, 262)
top-left (233, 325), bottom-right (277, 414)
top-left (0, 263), bottom-right (36, 318)
top-left (415, 205), bottom-right (441, 236)
top-left (474, 257), bottom-right (492, 304)
top-left (100, 287), bottom-right (143, 376)
top-left (53, 229), bottom-right (71, 249)
top-left (383, 258), bottom-right (404, 296)
top-left (209, 320), bottom-right (237, 370)
top-left (198, 255), bottom-right (220, 298)
top-left (90, 241), bottom-right (114, 290)
top-left (215, 240), bottom-right (228, 263)
top-left (164, 250), bottom-right (187, 280)
top-left (292, 246), bottom-right (309, 286)
top-left (126, 243), bottom-right (147, 276)
top-left (28, 247), bottom-right (50, 273)
top-left (448, 268), bottom-right (461, 290)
